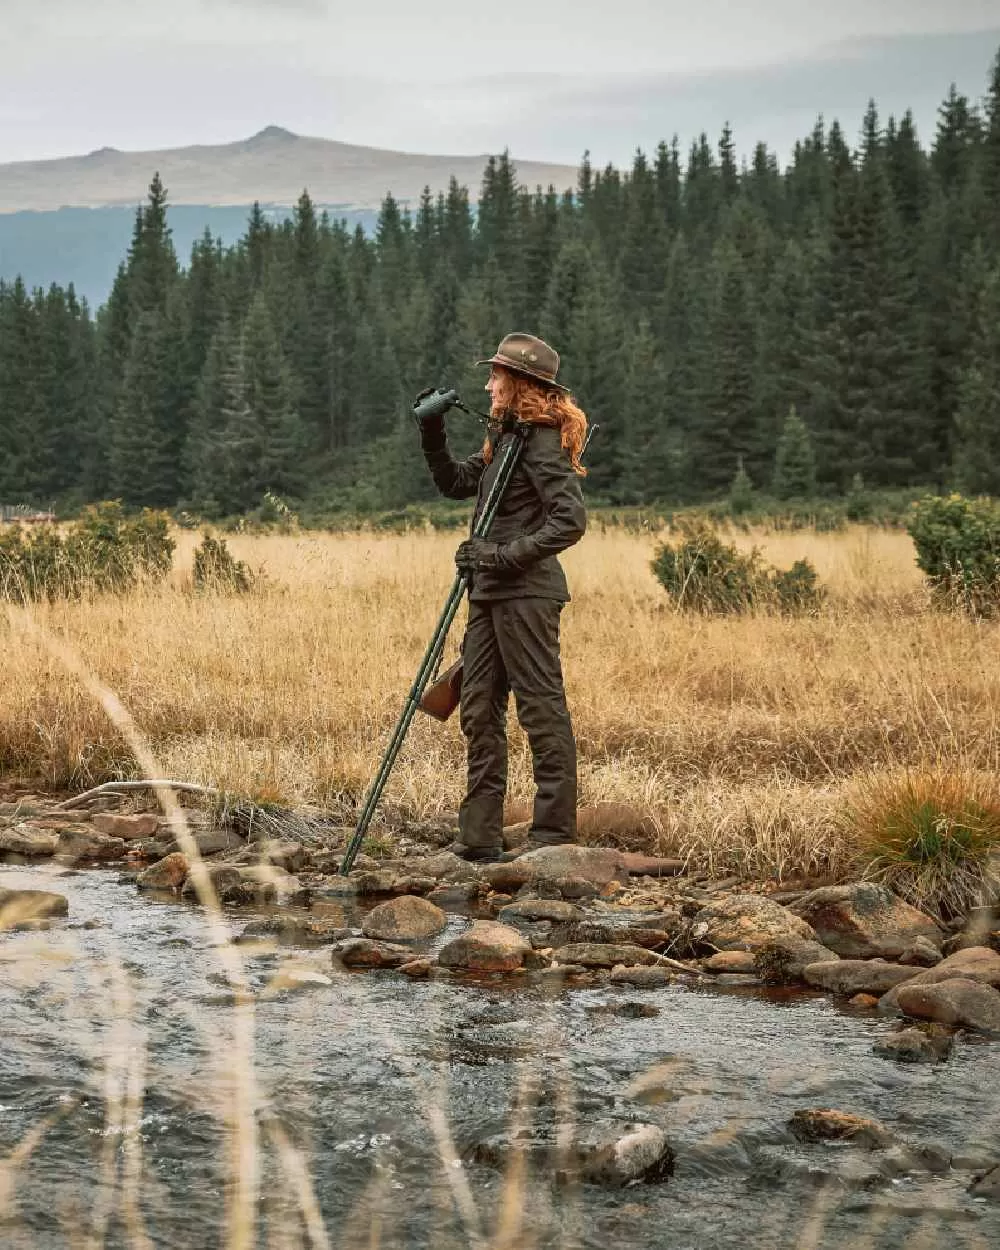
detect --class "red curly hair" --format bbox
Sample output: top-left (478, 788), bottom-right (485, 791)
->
top-left (483, 367), bottom-right (588, 475)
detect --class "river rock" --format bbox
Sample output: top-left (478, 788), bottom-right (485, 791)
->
top-left (873, 1027), bottom-right (950, 1063)
top-left (226, 865), bottom-right (301, 904)
top-left (609, 965), bottom-right (674, 988)
top-left (893, 978), bottom-right (1000, 1034)
top-left (577, 1123), bottom-right (674, 1185)
top-left (552, 876), bottom-right (600, 900)
top-left (502, 821), bottom-right (531, 850)
top-left (878, 945), bottom-right (1000, 1012)
top-left (971, 1166), bottom-right (1000, 1200)
top-left (437, 921), bottom-right (530, 972)
top-left (790, 882), bottom-right (943, 959)
top-left (691, 893), bottom-right (817, 953)
top-left (397, 851), bottom-right (480, 883)
top-left (481, 861), bottom-right (533, 893)
top-left (789, 1109), bottom-right (895, 1149)
top-left (361, 895), bottom-right (447, 941)
top-left (704, 950), bottom-right (757, 973)
top-left (804, 959), bottom-right (919, 997)
top-left (498, 899), bottom-right (581, 924)
top-left (182, 863), bottom-right (242, 900)
top-left (898, 936), bottom-right (943, 966)
top-left (137, 852), bottom-right (189, 890)
top-left (0, 887), bottom-right (69, 928)
top-left (56, 827), bottom-right (127, 863)
top-left (334, 938), bottom-right (414, 969)
top-left (92, 812), bottom-right (160, 839)
top-left (0, 824), bottom-right (59, 856)
top-left (239, 915), bottom-right (350, 945)
top-left (551, 942), bottom-right (660, 968)
top-left (164, 827), bottom-right (245, 857)
top-left (515, 845), bottom-right (627, 887)
top-left (398, 958), bottom-right (433, 978)
top-left (754, 938), bottom-right (840, 984)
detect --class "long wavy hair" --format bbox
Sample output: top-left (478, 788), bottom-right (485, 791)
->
top-left (483, 367), bottom-right (588, 475)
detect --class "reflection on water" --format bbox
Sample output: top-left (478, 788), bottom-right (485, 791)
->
top-left (1, 864), bottom-right (999, 1249)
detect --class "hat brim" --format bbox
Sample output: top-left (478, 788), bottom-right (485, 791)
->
top-left (476, 354), bottom-right (571, 394)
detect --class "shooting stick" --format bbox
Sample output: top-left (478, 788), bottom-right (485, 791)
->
top-left (339, 424), bottom-right (529, 874)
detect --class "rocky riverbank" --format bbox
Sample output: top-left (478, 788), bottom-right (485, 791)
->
top-left (4, 788), bottom-right (999, 1046)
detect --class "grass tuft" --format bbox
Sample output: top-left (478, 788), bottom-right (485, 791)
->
top-left (845, 768), bottom-right (1000, 919)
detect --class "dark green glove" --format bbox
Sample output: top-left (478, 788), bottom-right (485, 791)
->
top-left (412, 387), bottom-right (459, 428)
top-left (455, 538), bottom-right (514, 576)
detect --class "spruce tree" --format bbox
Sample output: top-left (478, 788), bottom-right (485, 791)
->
top-left (953, 265), bottom-right (1000, 495)
top-left (773, 406), bottom-right (818, 498)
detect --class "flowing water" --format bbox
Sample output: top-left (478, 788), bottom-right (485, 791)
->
top-left (1, 863), bottom-right (998, 1250)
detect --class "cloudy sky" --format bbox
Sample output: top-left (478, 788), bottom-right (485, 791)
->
top-left (2, 0), bottom-right (998, 166)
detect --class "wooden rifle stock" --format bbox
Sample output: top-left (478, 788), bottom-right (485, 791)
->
top-left (418, 658), bottom-right (463, 721)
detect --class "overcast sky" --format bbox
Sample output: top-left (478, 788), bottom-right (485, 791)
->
top-left (2, 0), bottom-right (998, 166)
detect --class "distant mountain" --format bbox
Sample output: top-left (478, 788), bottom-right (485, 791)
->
top-left (0, 126), bottom-right (579, 214)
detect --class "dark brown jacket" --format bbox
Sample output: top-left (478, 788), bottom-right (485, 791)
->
top-left (420, 421), bottom-right (587, 602)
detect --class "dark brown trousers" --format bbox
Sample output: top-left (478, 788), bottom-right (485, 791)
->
top-left (458, 597), bottom-right (577, 851)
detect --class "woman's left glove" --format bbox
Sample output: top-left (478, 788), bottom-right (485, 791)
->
top-left (455, 538), bottom-right (513, 575)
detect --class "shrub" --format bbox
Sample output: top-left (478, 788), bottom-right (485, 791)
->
top-left (846, 769), bottom-right (1000, 920)
top-left (0, 502), bottom-right (174, 602)
top-left (650, 520), bottom-right (824, 614)
top-left (907, 494), bottom-right (1000, 616)
top-left (192, 533), bottom-right (254, 594)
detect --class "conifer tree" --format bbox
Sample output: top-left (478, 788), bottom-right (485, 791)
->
top-left (773, 406), bottom-right (818, 498)
top-left (953, 265), bottom-right (1000, 495)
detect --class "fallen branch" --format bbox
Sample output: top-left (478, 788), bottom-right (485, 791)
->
top-left (56, 780), bottom-right (221, 811)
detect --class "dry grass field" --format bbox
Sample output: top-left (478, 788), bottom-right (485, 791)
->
top-left (3, 522), bottom-right (999, 882)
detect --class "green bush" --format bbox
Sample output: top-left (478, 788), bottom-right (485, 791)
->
top-left (907, 494), bottom-right (1000, 616)
top-left (650, 520), bottom-right (824, 614)
top-left (192, 533), bottom-right (254, 594)
top-left (0, 502), bottom-right (174, 603)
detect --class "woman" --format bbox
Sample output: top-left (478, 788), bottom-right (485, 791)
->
top-left (417, 332), bottom-right (588, 863)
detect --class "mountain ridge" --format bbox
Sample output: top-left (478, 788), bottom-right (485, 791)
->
top-left (0, 127), bottom-right (580, 213)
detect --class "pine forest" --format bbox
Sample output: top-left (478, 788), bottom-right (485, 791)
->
top-left (2, 50), bottom-right (1000, 518)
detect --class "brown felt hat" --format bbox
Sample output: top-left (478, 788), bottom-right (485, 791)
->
top-left (477, 331), bottom-right (570, 393)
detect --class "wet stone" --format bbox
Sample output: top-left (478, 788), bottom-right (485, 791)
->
top-left (608, 965), bottom-right (674, 989)
top-left (873, 1027), bottom-right (951, 1063)
top-left (92, 812), bottom-right (160, 840)
top-left (437, 921), bottom-right (531, 973)
top-left (333, 938), bottom-right (414, 969)
top-left (552, 942), bottom-right (661, 969)
top-left (137, 852), bottom-right (189, 891)
top-left (361, 895), bottom-right (447, 942)
top-left (789, 1109), bottom-right (895, 1149)
top-left (804, 959), bottom-right (918, 997)
top-left (498, 899), bottom-right (581, 924)
top-left (0, 887), bottom-right (69, 929)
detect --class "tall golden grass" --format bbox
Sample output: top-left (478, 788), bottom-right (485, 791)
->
top-left (3, 522), bottom-right (1000, 881)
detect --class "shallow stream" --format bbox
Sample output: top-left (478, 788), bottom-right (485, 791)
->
top-left (1, 863), bottom-right (998, 1249)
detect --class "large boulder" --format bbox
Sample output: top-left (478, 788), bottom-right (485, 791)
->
top-left (804, 959), bottom-right (920, 997)
top-left (361, 895), bottom-right (447, 942)
top-left (691, 894), bottom-right (817, 953)
top-left (0, 887), bottom-right (69, 929)
top-left (893, 978), bottom-right (1000, 1034)
top-left (791, 882), bottom-right (943, 959)
top-left (437, 921), bottom-right (530, 972)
